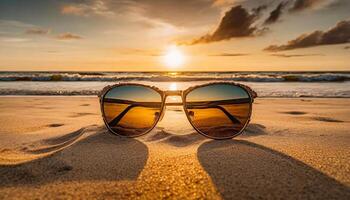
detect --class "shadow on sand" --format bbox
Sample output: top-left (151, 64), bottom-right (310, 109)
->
top-left (198, 140), bottom-right (350, 199)
top-left (0, 128), bottom-right (148, 187)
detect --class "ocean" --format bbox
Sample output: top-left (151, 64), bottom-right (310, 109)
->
top-left (0, 71), bottom-right (349, 98)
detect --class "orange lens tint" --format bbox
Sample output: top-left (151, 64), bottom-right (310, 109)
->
top-left (185, 84), bottom-right (251, 139)
top-left (102, 85), bottom-right (162, 137)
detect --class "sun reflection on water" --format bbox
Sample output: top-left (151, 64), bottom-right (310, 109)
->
top-left (169, 82), bottom-right (177, 91)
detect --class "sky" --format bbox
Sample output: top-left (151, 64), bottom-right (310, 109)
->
top-left (0, 0), bottom-right (349, 71)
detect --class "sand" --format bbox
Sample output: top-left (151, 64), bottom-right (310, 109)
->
top-left (0, 97), bottom-right (349, 199)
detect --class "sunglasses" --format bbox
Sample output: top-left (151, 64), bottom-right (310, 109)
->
top-left (99, 82), bottom-right (257, 140)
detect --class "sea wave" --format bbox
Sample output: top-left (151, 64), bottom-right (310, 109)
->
top-left (1, 89), bottom-right (348, 97)
top-left (1, 81), bottom-right (349, 97)
top-left (0, 72), bottom-right (349, 82)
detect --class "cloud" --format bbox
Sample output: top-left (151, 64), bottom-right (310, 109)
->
top-left (61, 5), bottom-right (87, 16)
top-left (264, 1), bottom-right (288, 25)
top-left (0, 37), bottom-right (31, 43)
top-left (212, 0), bottom-right (237, 7)
top-left (61, 0), bottom-right (115, 17)
top-left (260, 0), bottom-right (339, 26)
top-left (25, 28), bottom-right (50, 35)
top-left (61, 0), bottom-right (220, 27)
top-left (116, 48), bottom-right (162, 56)
top-left (0, 20), bottom-right (36, 29)
top-left (56, 33), bottom-right (82, 40)
top-left (264, 20), bottom-right (350, 51)
top-left (252, 4), bottom-right (268, 16)
top-left (289, 0), bottom-right (335, 12)
top-left (209, 53), bottom-right (249, 56)
top-left (184, 5), bottom-right (260, 45)
top-left (271, 53), bottom-right (323, 57)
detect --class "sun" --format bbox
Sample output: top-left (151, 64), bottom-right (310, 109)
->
top-left (163, 46), bottom-right (185, 69)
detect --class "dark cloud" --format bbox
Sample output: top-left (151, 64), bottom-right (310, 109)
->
top-left (56, 33), bottom-right (82, 40)
top-left (209, 53), bottom-right (249, 56)
top-left (186, 5), bottom-right (260, 45)
top-left (264, 1), bottom-right (288, 25)
top-left (252, 4), bottom-right (268, 16)
top-left (289, 0), bottom-right (328, 12)
top-left (271, 53), bottom-right (323, 57)
top-left (264, 20), bottom-right (350, 51)
top-left (25, 28), bottom-right (50, 35)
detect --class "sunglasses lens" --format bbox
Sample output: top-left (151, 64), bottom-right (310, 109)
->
top-left (185, 84), bottom-right (251, 139)
top-left (102, 85), bottom-right (162, 137)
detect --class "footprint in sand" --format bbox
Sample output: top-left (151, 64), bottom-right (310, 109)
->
top-left (80, 104), bottom-right (90, 106)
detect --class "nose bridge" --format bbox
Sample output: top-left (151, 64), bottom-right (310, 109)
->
top-left (163, 90), bottom-right (184, 106)
top-left (164, 90), bottom-right (183, 97)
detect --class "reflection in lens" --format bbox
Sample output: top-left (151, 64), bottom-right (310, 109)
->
top-left (185, 84), bottom-right (251, 138)
top-left (102, 85), bottom-right (162, 137)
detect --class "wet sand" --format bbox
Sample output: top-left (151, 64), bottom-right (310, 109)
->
top-left (0, 97), bottom-right (349, 199)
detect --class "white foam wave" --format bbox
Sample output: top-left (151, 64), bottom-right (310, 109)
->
top-left (0, 72), bottom-right (349, 82)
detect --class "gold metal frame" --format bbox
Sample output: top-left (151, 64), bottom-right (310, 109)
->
top-left (99, 82), bottom-right (257, 140)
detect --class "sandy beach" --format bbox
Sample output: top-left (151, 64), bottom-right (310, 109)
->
top-left (0, 97), bottom-right (349, 199)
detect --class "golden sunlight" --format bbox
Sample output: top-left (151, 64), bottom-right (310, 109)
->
top-left (169, 82), bottom-right (177, 91)
top-left (163, 46), bottom-right (185, 69)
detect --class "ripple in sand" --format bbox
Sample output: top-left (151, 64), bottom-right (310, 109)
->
top-left (39, 107), bottom-right (55, 110)
top-left (312, 117), bottom-right (344, 123)
top-left (163, 132), bottom-right (205, 147)
top-left (0, 128), bottom-right (148, 186)
top-left (0, 148), bottom-right (11, 153)
top-left (47, 123), bottom-right (64, 128)
top-left (21, 126), bottom-right (100, 155)
top-left (57, 165), bottom-right (73, 173)
top-left (70, 112), bottom-right (97, 117)
top-left (145, 128), bottom-right (205, 147)
top-left (301, 99), bottom-right (312, 102)
top-left (146, 129), bottom-right (172, 142)
top-left (281, 111), bottom-right (307, 115)
top-left (241, 123), bottom-right (267, 137)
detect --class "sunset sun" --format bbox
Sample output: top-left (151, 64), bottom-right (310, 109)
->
top-left (163, 46), bottom-right (185, 69)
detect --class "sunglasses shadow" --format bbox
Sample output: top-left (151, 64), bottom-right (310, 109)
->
top-left (142, 122), bottom-right (268, 148)
top-left (197, 140), bottom-right (350, 199)
top-left (0, 126), bottom-right (148, 187)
